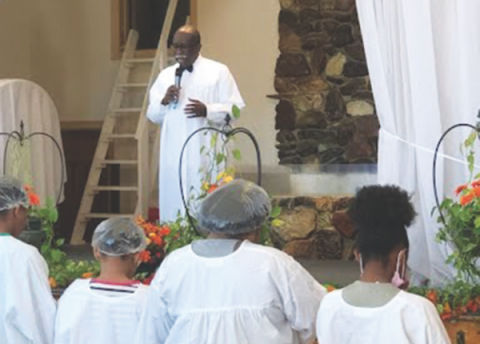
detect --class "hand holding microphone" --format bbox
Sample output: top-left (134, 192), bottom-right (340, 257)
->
top-left (161, 67), bottom-right (184, 106)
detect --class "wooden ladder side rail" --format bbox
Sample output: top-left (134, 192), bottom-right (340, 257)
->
top-left (135, 0), bottom-right (180, 216)
top-left (71, 30), bottom-right (139, 245)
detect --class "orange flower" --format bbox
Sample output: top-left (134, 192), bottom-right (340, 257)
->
top-left (139, 250), bottom-right (152, 263)
top-left (153, 236), bottom-right (163, 246)
top-left (326, 285), bottom-right (336, 293)
top-left (426, 290), bottom-right (437, 304)
top-left (49, 277), bottom-right (57, 289)
top-left (455, 184), bottom-right (468, 195)
top-left (24, 184), bottom-right (33, 193)
top-left (160, 227), bottom-right (171, 236)
top-left (28, 192), bottom-right (40, 206)
top-left (443, 302), bottom-right (452, 314)
top-left (473, 187), bottom-right (480, 198)
top-left (207, 184), bottom-right (218, 194)
top-left (82, 272), bottom-right (94, 279)
top-left (460, 192), bottom-right (475, 206)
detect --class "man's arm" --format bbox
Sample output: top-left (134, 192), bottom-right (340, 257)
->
top-left (206, 66), bottom-right (245, 125)
top-left (146, 71), bottom-right (172, 125)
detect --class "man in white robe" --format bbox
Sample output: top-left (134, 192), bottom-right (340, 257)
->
top-left (0, 176), bottom-right (56, 344)
top-left (146, 25), bottom-right (245, 222)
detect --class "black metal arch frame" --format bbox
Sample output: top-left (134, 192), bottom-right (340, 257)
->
top-left (178, 123), bottom-right (262, 234)
top-left (0, 121), bottom-right (65, 205)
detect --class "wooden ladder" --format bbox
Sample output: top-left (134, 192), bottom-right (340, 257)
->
top-left (71, 0), bottom-right (179, 244)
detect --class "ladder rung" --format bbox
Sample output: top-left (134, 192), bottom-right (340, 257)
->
top-left (97, 160), bottom-right (138, 165)
top-left (84, 213), bottom-right (133, 219)
top-left (104, 134), bottom-right (136, 140)
top-left (111, 108), bottom-right (142, 113)
top-left (125, 58), bottom-right (155, 63)
top-left (91, 186), bottom-right (138, 192)
top-left (118, 83), bottom-right (149, 88)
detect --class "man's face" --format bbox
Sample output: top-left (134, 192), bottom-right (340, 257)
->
top-left (172, 31), bottom-right (201, 68)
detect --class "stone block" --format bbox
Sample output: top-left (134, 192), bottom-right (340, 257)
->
top-left (283, 238), bottom-right (316, 259)
top-left (299, 8), bottom-right (322, 24)
top-left (280, 0), bottom-right (296, 10)
top-left (279, 10), bottom-right (298, 31)
top-left (355, 115), bottom-right (380, 137)
top-left (331, 24), bottom-right (354, 47)
top-left (326, 53), bottom-right (347, 76)
top-left (319, 147), bottom-right (345, 164)
top-left (346, 101), bottom-right (374, 116)
top-left (332, 210), bottom-right (356, 238)
top-left (296, 76), bottom-right (330, 93)
top-left (273, 207), bottom-right (317, 242)
top-left (343, 60), bottom-right (368, 77)
top-left (275, 100), bottom-right (297, 130)
top-left (334, 197), bottom-right (353, 211)
top-left (296, 140), bottom-right (321, 157)
top-left (276, 53), bottom-right (312, 77)
top-left (314, 196), bottom-right (335, 212)
top-left (345, 43), bottom-right (366, 61)
top-left (276, 130), bottom-right (297, 144)
top-left (279, 32), bottom-right (302, 53)
top-left (336, 119), bottom-right (356, 145)
top-left (301, 32), bottom-right (331, 50)
top-left (296, 111), bottom-right (328, 129)
top-left (317, 211), bottom-right (333, 229)
top-left (325, 88), bottom-right (346, 121)
top-left (314, 229), bottom-right (343, 260)
top-left (345, 134), bottom-right (375, 161)
top-left (335, 0), bottom-right (356, 12)
top-left (274, 77), bottom-right (297, 93)
top-left (312, 49), bottom-right (327, 74)
top-left (322, 19), bottom-right (340, 35)
top-left (297, 129), bottom-right (336, 142)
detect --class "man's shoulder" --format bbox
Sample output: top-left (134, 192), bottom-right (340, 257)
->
top-left (199, 57), bottom-right (229, 72)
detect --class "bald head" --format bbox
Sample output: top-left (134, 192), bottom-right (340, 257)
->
top-left (176, 25), bottom-right (201, 45)
top-left (173, 26), bottom-right (202, 68)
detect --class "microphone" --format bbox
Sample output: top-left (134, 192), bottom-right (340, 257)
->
top-left (173, 67), bottom-right (184, 108)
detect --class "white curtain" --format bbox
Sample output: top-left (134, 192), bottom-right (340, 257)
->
top-left (357, 0), bottom-right (480, 286)
top-left (0, 79), bottom-right (66, 205)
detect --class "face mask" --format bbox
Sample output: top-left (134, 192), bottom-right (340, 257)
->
top-left (391, 249), bottom-right (409, 289)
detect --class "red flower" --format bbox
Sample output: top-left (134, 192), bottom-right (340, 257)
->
top-left (467, 300), bottom-right (479, 313)
top-left (148, 207), bottom-right (160, 222)
top-left (28, 192), bottom-right (41, 206)
top-left (472, 180), bottom-right (480, 188)
top-left (160, 227), bottom-right (171, 236)
top-left (455, 184), bottom-right (468, 195)
top-left (460, 192), bottom-right (475, 206)
top-left (139, 250), bottom-right (152, 263)
top-left (142, 274), bottom-right (155, 285)
top-left (207, 184), bottom-right (218, 194)
top-left (426, 290), bottom-right (437, 305)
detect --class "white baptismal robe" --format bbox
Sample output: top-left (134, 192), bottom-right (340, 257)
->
top-left (0, 235), bottom-right (56, 344)
top-left (146, 56), bottom-right (245, 222)
top-left (54, 279), bottom-right (149, 344)
top-left (316, 289), bottom-right (451, 344)
top-left (134, 241), bottom-right (327, 344)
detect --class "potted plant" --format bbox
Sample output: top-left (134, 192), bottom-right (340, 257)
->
top-left (429, 131), bottom-right (480, 343)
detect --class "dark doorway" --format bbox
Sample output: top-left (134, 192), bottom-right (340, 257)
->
top-left (130, 0), bottom-right (191, 50)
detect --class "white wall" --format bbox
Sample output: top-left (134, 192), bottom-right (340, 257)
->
top-left (197, 0), bottom-right (280, 167)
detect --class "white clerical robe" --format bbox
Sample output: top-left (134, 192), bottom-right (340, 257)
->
top-left (134, 241), bottom-right (326, 344)
top-left (316, 289), bottom-right (451, 344)
top-left (0, 234), bottom-right (56, 344)
top-left (54, 279), bottom-right (149, 344)
top-left (146, 56), bottom-right (245, 222)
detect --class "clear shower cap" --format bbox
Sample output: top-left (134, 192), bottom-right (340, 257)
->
top-left (197, 179), bottom-right (272, 234)
top-left (0, 176), bottom-right (28, 212)
top-left (92, 218), bottom-right (147, 256)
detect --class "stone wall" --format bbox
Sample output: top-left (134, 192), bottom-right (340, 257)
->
top-left (274, 0), bottom-right (379, 165)
top-left (272, 195), bottom-right (356, 260)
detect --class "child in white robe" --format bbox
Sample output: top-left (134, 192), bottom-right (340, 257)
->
top-left (316, 185), bottom-right (451, 344)
top-left (0, 176), bottom-right (56, 344)
top-left (135, 179), bottom-right (327, 344)
top-left (54, 218), bottom-right (149, 344)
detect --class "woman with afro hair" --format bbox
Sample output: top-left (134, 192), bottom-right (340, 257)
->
top-left (316, 185), bottom-right (451, 344)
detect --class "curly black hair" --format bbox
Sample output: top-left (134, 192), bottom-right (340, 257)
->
top-left (348, 185), bottom-right (416, 263)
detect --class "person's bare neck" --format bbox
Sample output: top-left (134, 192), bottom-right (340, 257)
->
top-left (96, 262), bottom-right (134, 283)
top-left (360, 260), bottom-right (394, 284)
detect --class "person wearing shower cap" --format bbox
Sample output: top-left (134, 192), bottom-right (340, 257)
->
top-left (0, 176), bottom-right (56, 344)
top-left (54, 218), bottom-right (150, 344)
top-left (135, 179), bottom-right (327, 344)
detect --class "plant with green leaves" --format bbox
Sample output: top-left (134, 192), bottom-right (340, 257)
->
top-left (436, 130), bottom-right (480, 281)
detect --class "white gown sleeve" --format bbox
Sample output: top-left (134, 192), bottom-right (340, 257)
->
top-left (424, 301), bottom-right (452, 344)
top-left (7, 249), bottom-right (56, 344)
top-left (134, 261), bottom-right (174, 344)
top-left (146, 71), bottom-right (171, 125)
top-left (278, 258), bottom-right (327, 344)
top-left (206, 66), bottom-right (245, 126)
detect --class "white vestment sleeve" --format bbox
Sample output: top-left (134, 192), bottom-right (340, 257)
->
top-left (206, 67), bottom-right (245, 125)
top-left (279, 259), bottom-right (327, 344)
top-left (134, 262), bottom-right (173, 344)
top-left (146, 71), bottom-right (171, 125)
top-left (6, 249), bottom-right (56, 344)
top-left (425, 302), bottom-right (452, 344)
